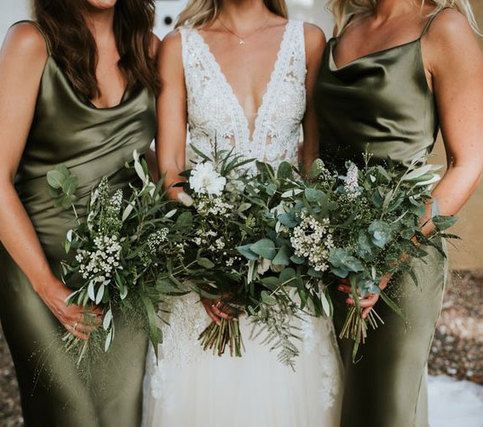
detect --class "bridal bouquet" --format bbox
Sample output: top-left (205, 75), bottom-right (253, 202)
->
top-left (265, 154), bottom-right (457, 359)
top-left (177, 148), bottom-right (330, 367)
top-left (48, 151), bottom-right (190, 363)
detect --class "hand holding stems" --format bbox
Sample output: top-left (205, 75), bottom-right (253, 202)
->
top-left (338, 238), bottom-right (418, 318)
top-left (199, 296), bottom-right (244, 357)
top-left (201, 297), bottom-right (237, 325)
top-left (34, 273), bottom-right (102, 341)
top-left (338, 273), bottom-right (392, 319)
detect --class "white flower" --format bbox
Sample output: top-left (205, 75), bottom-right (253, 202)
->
top-left (290, 212), bottom-right (334, 272)
top-left (343, 162), bottom-right (362, 200)
top-left (189, 162), bottom-right (226, 196)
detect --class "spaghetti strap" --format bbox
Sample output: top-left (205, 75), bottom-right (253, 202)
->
top-left (420, 7), bottom-right (450, 37)
top-left (337, 13), bottom-right (357, 37)
top-left (10, 20), bottom-right (52, 55)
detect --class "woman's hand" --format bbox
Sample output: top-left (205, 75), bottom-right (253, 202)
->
top-left (35, 275), bottom-right (102, 340)
top-left (338, 273), bottom-right (392, 319)
top-left (201, 297), bottom-right (238, 325)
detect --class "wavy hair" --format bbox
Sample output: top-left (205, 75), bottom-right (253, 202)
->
top-left (329, 0), bottom-right (480, 36)
top-left (34, 0), bottom-right (159, 100)
top-left (176, 0), bottom-right (288, 28)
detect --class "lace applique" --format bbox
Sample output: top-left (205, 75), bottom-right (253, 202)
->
top-left (146, 294), bottom-right (207, 400)
top-left (300, 315), bottom-right (342, 410)
top-left (180, 20), bottom-right (306, 172)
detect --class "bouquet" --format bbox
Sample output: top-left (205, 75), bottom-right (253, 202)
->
top-left (177, 147), bottom-right (331, 367)
top-left (266, 153), bottom-right (457, 359)
top-left (48, 151), bottom-right (190, 363)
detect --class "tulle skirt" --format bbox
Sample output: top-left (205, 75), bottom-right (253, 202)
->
top-left (142, 294), bottom-right (343, 427)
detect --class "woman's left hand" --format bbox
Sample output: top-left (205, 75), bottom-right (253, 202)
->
top-left (337, 273), bottom-right (392, 319)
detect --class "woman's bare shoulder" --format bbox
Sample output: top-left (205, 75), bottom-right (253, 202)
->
top-left (3, 22), bottom-right (48, 59)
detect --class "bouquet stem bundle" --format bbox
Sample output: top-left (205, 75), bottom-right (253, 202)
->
top-left (198, 319), bottom-right (244, 357)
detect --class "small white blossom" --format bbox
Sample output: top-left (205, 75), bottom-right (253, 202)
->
top-left (343, 162), bottom-right (362, 200)
top-left (290, 212), bottom-right (334, 272)
top-left (77, 234), bottom-right (122, 284)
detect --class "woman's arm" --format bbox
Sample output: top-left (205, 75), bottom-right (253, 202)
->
top-left (343, 11), bottom-right (483, 316)
top-left (0, 24), bottom-right (97, 339)
top-left (423, 9), bottom-right (483, 227)
top-left (155, 31), bottom-right (188, 199)
top-left (301, 23), bottom-right (326, 174)
top-left (155, 30), bottom-right (231, 323)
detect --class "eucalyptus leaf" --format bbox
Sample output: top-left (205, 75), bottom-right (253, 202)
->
top-left (272, 245), bottom-right (290, 266)
top-left (237, 244), bottom-right (260, 261)
top-left (277, 161), bottom-right (293, 180)
top-left (250, 239), bottom-right (276, 260)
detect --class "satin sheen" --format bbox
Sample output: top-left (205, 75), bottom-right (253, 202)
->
top-left (316, 38), bottom-right (439, 170)
top-left (314, 16), bottom-right (447, 427)
top-left (0, 21), bottom-right (155, 427)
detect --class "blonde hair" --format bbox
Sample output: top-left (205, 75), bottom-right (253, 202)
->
top-left (176, 0), bottom-right (288, 28)
top-left (329, 0), bottom-right (481, 36)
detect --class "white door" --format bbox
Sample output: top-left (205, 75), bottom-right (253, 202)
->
top-left (154, 0), bottom-right (334, 39)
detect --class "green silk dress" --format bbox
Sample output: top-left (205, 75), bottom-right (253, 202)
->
top-left (0, 22), bottom-right (155, 426)
top-left (314, 12), bottom-right (448, 427)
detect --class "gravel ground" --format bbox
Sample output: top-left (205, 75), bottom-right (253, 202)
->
top-left (429, 270), bottom-right (482, 383)
top-left (1, 270), bottom-right (481, 426)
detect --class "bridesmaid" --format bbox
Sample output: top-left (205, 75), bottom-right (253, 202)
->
top-left (315, 0), bottom-right (482, 426)
top-left (0, 0), bottom-right (159, 425)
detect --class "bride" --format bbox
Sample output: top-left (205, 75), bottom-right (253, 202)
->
top-left (143, 0), bottom-right (342, 426)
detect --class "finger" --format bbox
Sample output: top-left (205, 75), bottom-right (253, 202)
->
top-left (346, 294), bottom-right (379, 308)
top-left (211, 304), bottom-right (233, 320)
top-left (65, 311), bottom-right (90, 325)
top-left (65, 324), bottom-right (89, 341)
top-left (74, 322), bottom-right (97, 334)
top-left (379, 275), bottom-right (391, 290)
top-left (362, 307), bottom-right (373, 319)
top-left (358, 295), bottom-right (379, 308)
top-left (202, 302), bottom-right (221, 325)
top-left (338, 285), bottom-right (352, 294)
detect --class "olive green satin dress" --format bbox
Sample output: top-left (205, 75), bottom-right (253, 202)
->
top-left (0, 22), bottom-right (155, 426)
top-left (314, 12), bottom-right (448, 427)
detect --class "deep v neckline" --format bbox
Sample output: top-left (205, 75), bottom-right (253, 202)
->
top-left (193, 21), bottom-right (291, 142)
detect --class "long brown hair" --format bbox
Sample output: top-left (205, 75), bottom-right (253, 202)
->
top-left (34, 0), bottom-right (159, 100)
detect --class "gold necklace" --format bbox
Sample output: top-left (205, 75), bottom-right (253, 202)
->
top-left (219, 18), bottom-right (270, 46)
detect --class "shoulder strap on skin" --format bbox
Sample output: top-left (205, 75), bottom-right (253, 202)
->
top-left (337, 13), bottom-right (357, 38)
top-left (420, 7), bottom-right (451, 37)
top-left (10, 20), bottom-right (52, 55)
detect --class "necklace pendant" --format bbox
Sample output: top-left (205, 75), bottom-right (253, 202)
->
top-left (239, 40), bottom-right (245, 45)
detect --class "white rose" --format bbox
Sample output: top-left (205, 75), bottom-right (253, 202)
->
top-left (189, 162), bottom-right (226, 196)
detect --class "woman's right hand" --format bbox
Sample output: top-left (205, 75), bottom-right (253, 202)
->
top-left (35, 275), bottom-right (102, 340)
top-left (201, 297), bottom-right (238, 325)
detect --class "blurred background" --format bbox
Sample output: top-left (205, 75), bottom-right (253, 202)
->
top-left (0, 1), bottom-right (481, 426)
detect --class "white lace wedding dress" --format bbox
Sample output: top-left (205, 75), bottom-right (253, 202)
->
top-left (143, 20), bottom-right (343, 427)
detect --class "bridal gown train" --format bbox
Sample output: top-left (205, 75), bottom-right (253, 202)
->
top-left (143, 20), bottom-right (343, 427)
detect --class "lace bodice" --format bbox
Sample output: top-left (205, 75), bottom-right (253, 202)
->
top-left (180, 20), bottom-right (307, 169)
